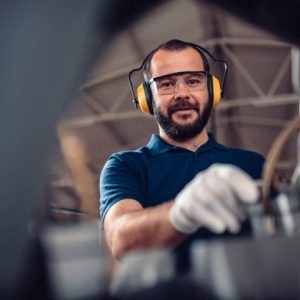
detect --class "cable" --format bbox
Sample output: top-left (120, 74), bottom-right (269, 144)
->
top-left (262, 115), bottom-right (300, 213)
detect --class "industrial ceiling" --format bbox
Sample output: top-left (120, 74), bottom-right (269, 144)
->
top-left (48, 0), bottom-right (299, 219)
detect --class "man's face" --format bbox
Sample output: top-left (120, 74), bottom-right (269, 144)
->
top-left (149, 47), bottom-right (211, 142)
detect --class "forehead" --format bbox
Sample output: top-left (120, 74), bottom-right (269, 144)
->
top-left (150, 47), bottom-right (204, 78)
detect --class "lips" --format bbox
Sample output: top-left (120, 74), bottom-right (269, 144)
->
top-left (168, 101), bottom-right (199, 114)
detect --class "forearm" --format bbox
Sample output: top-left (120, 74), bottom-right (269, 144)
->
top-left (107, 200), bottom-right (187, 259)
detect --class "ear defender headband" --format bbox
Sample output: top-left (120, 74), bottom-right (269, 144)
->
top-left (128, 42), bottom-right (228, 115)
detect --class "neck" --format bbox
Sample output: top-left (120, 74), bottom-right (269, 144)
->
top-left (159, 128), bottom-right (209, 152)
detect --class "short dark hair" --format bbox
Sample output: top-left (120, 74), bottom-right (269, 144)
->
top-left (143, 39), bottom-right (210, 80)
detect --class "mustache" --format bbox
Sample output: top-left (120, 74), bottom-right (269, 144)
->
top-left (167, 100), bottom-right (200, 114)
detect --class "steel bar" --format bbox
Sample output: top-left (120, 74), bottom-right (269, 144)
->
top-left (267, 53), bottom-right (291, 96)
top-left (221, 44), bottom-right (266, 97)
top-left (218, 93), bottom-right (299, 110)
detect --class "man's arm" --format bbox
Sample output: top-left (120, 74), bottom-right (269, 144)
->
top-left (104, 199), bottom-right (187, 259)
top-left (103, 164), bottom-right (260, 260)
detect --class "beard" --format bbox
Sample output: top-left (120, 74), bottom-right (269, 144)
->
top-left (154, 99), bottom-right (212, 142)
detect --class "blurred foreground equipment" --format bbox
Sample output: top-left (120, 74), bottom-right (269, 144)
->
top-left (42, 222), bottom-right (109, 300)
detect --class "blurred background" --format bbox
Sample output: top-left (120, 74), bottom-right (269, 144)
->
top-left (50, 0), bottom-right (298, 221)
top-left (1, 0), bottom-right (300, 299)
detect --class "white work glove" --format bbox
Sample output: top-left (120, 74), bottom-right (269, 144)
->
top-left (169, 164), bottom-right (259, 234)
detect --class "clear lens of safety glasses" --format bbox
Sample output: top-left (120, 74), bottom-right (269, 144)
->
top-left (151, 71), bottom-right (207, 95)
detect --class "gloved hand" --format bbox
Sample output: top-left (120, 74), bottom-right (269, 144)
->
top-left (169, 164), bottom-right (259, 234)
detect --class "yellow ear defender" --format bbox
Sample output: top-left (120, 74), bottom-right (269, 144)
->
top-left (137, 82), bottom-right (153, 114)
top-left (210, 74), bottom-right (222, 108)
top-left (128, 40), bottom-right (228, 115)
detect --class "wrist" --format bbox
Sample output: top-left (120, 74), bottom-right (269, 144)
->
top-left (169, 203), bottom-right (198, 234)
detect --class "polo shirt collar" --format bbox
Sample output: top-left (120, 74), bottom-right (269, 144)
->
top-left (147, 132), bottom-right (228, 156)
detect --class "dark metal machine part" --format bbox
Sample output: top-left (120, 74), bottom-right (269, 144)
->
top-left (191, 235), bottom-right (300, 299)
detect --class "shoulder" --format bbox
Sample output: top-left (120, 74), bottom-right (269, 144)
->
top-left (223, 145), bottom-right (265, 179)
top-left (100, 146), bottom-right (150, 178)
top-left (106, 146), bottom-right (150, 166)
top-left (212, 135), bottom-right (265, 178)
top-left (210, 133), bottom-right (264, 164)
top-left (226, 146), bottom-right (265, 163)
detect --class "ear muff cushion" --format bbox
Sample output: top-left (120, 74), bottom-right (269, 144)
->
top-left (211, 75), bottom-right (221, 107)
top-left (137, 83), bottom-right (153, 114)
top-left (207, 74), bottom-right (221, 108)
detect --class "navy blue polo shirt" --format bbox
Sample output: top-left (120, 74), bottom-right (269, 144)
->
top-left (100, 132), bottom-right (265, 225)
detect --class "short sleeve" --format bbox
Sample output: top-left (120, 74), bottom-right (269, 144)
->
top-left (99, 154), bottom-right (144, 224)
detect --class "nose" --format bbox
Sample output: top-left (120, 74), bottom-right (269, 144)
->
top-left (174, 80), bottom-right (190, 100)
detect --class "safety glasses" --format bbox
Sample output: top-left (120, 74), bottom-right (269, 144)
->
top-left (148, 71), bottom-right (208, 95)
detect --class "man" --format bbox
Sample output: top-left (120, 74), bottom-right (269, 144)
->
top-left (100, 39), bottom-right (265, 263)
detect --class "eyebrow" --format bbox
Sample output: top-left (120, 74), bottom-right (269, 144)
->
top-left (148, 71), bottom-right (206, 84)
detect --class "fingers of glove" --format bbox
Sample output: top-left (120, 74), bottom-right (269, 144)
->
top-left (180, 171), bottom-right (236, 233)
top-left (211, 164), bottom-right (259, 204)
top-left (172, 187), bottom-right (223, 234)
top-left (204, 195), bottom-right (241, 233)
top-left (187, 201), bottom-right (226, 233)
top-left (173, 164), bottom-right (256, 234)
top-left (189, 185), bottom-right (240, 233)
top-left (198, 174), bottom-right (246, 221)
